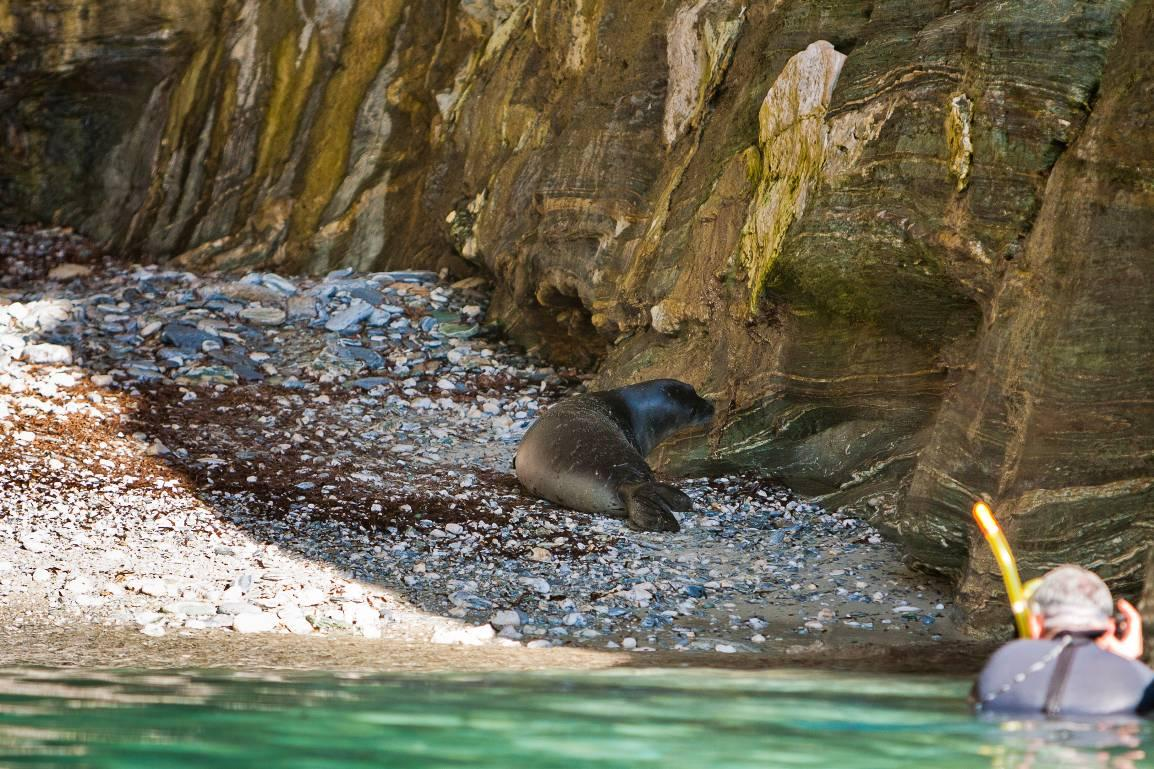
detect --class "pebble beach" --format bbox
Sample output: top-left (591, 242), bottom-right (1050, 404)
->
top-left (0, 227), bottom-right (968, 666)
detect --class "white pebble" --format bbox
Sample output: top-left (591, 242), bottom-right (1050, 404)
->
top-left (430, 624), bottom-right (495, 646)
top-left (233, 612), bottom-right (279, 634)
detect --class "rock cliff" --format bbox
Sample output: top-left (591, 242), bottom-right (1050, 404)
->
top-left (2, 0), bottom-right (1151, 632)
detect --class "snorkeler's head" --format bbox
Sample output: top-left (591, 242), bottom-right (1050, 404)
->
top-left (1028, 565), bottom-right (1113, 634)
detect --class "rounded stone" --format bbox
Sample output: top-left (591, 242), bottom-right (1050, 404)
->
top-left (232, 612), bottom-right (279, 634)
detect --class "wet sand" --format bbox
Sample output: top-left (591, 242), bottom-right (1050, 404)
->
top-left (0, 613), bottom-right (995, 676)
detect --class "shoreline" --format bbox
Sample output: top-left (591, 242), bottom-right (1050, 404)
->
top-left (1, 227), bottom-right (976, 671)
top-left (0, 619), bottom-right (995, 676)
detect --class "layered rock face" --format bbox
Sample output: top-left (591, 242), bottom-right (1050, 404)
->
top-left (0, 1), bottom-right (219, 226)
top-left (2, 0), bottom-right (1152, 631)
top-left (905, 0), bottom-right (1154, 628)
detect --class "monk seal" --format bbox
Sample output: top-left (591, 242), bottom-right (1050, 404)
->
top-left (514, 379), bottom-right (714, 531)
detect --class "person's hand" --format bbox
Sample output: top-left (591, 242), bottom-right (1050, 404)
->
top-left (1101, 598), bottom-right (1144, 660)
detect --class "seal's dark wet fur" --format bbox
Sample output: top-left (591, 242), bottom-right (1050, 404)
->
top-left (514, 379), bottom-right (714, 531)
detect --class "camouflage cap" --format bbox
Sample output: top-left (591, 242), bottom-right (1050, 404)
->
top-left (1028, 565), bottom-right (1114, 632)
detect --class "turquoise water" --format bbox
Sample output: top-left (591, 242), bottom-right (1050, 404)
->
top-left (0, 667), bottom-right (1150, 768)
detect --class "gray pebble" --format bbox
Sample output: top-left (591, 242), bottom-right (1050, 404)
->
top-left (517, 577), bottom-right (551, 595)
top-left (325, 300), bottom-right (374, 332)
top-left (217, 601), bottom-right (261, 615)
top-left (161, 601), bottom-right (216, 617)
top-left (238, 306), bottom-right (286, 325)
top-left (491, 609), bottom-right (522, 627)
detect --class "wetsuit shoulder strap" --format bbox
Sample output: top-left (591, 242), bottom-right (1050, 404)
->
top-left (1042, 637), bottom-right (1087, 717)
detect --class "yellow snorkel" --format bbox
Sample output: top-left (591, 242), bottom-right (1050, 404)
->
top-left (971, 500), bottom-right (1035, 638)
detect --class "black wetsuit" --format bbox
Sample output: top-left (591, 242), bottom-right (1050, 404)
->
top-left (974, 635), bottom-right (1154, 717)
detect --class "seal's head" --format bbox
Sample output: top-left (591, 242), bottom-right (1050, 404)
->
top-left (615, 378), bottom-right (714, 454)
top-left (1028, 565), bottom-right (1113, 635)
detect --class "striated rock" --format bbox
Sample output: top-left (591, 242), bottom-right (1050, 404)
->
top-left (663, 2), bottom-right (745, 148)
top-left (901, 0), bottom-right (1154, 633)
top-left (0, 1), bottom-right (220, 228)
top-left (737, 40), bottom-right (847, 313)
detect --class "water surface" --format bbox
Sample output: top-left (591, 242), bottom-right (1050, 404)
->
top-left (0, 667), bottom-right (1149, 768)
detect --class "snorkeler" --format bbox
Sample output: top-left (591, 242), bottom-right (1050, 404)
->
top-left (973, 565), bottom-right (1154, 717)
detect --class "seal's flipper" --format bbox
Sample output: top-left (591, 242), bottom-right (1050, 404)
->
top-left (620, 482), bottom-right (687, 532)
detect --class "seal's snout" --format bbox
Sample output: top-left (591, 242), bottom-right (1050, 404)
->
top-left (655, 379), bottom-right (714, 428)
